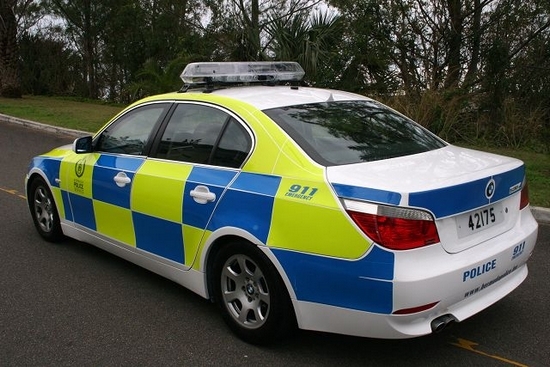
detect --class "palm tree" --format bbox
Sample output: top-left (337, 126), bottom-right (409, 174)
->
top-left (266, 11), bottom-right (342, 85)
top-left (126, 55), bottom-right (193, 101)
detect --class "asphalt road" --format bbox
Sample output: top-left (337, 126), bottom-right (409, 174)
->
top-left (1, 121), bottom-right (549, 367)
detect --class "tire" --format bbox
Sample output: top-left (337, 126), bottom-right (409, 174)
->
top-left (212, 241), bottom-right (296, 344)
top-left (28, 177), bottom-right (64, 242)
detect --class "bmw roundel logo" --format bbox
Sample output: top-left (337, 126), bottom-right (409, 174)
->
top-left (485, 179), bottom-right (496, 200)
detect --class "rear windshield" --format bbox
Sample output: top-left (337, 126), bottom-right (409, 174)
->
top-left (263, 100), bottom-right (445, 166)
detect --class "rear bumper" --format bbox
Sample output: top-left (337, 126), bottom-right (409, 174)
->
top-left (291, 207), bottom-right (538, 339)
top-left (294, 264), bottom-right (528, 339)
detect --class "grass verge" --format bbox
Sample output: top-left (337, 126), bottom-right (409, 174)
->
top-left (0, 95), bottom-right (123, 132)
top-left (1, 95), bottom-right (548, 207)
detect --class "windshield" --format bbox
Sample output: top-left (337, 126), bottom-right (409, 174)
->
top-left (263, 100), bottom-right (446, 166)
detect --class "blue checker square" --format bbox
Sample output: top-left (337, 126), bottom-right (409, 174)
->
top-left (272, 245), bottom-right (395, 313)
top-left (68, 193), bottom-right (96, 230)
top-left (207, 188), bottom-right (274, 243)
top-left (230, 172), bottom-right (281, 196)
top-left (61, 190), bottom-right (73, 221)
top-left (133, 212), bottom-right (184, 264)
top-left (31, 157), bottom-right (62, 188)
top-left (92, 166), bottom-right (133, 208)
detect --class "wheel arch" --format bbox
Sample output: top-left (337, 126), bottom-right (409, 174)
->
top-left (26, 169), bottom-right (66, 242)
top-left (202, 229), bottom-right (298, 307)
top-left (26, 170), bottom-right (52, 207)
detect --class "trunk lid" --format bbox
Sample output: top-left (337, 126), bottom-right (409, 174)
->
top-left (327, 145), bottom-right (525, 253)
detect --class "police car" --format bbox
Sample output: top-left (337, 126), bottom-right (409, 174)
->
top-left (26, 62), bottom-right (539, 344)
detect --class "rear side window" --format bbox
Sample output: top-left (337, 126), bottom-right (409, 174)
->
top-left (156, 104), bottom-right (227, 164)
top-left (264, 100), bottom-right (445, 165)
top-left (156, 103), bottom-right (252, 168)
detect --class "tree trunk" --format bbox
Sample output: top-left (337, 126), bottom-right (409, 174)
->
top-left (464, 0), bottom-right (482, 88)
top-left (251, 0), bottom-right (261, 59)
top-left (444, 0), bottom-right (462, 89)
top-left (83, 0), bottom-right (97, 99)
top-left (0, 0), bottom-right (22, 98)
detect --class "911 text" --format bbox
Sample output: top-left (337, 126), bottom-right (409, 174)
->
top-left (285, 184), bottom-right (318, 201)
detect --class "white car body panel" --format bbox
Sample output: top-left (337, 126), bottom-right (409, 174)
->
top-left (326, 145), bottom-right (522, 201)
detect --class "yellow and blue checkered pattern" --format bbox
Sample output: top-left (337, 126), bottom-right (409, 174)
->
top-left (35, 144), bottom-right (400, 314)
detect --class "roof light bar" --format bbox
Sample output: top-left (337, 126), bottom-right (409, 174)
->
top-left (180, 61), bottom-right (305, 85)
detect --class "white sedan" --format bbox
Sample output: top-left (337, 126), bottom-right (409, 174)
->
top-left (26, 62), bottom-right (539, 344)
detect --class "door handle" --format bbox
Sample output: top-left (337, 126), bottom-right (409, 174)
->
top-left (190, 185), bottom-right (216, 204)
top-left (113, 172), bottom-right (131, 187)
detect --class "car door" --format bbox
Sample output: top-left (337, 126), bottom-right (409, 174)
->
top-left (130, 102), bottom-right (252, 268)
top-left (59, 102), bottom-right (170, 245)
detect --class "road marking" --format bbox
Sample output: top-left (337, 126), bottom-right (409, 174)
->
top-left (0, 186), bottom-right (26, 200)
top-left (451, 338), bottom-right (528, 367)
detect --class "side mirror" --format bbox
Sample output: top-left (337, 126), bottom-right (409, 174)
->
top-left (73, 136), bottom-right (93, 154)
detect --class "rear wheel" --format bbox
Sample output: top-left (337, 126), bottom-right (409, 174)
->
top-left (29, 177), bottom-right (63, 242)
top-left (212, 241), bottom-right (295, 344)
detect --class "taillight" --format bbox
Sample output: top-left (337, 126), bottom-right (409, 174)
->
top-left (344, 200), bottom-right (440, 251)
top-left (520, 180), bottom-right (529, 210)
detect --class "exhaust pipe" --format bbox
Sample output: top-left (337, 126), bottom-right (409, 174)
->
top-left (431, 314), bottom-right (456, 333)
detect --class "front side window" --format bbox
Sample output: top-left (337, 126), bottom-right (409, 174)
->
top-left (95, 104), bottom-right (168, 155)
top-left (156, 103), bottom-right (252, 167)
top-left (264, 100), bottom-right (446, 166)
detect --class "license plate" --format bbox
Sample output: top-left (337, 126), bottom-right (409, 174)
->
top-left (456, 204), bottom-right (504, 238)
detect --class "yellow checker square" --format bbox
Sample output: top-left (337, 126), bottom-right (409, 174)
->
top-left (94, 200), bottom-right (136, 246)
top-left (184, 224), bottom-right (208, 270)
top-left (269, 184), bottom-right (371, 259)
top-left (131, 160), bottom-right (192, 222)
top-left (59, 153), bottom-right (99, 199)
top-left (41, 148), bottom-right (72, 158)
top-left (271, 143), bottom-right (324, 179)
top-left (51, 187), bottom-right (65, 220)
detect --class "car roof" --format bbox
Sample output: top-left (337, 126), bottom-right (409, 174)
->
top-left (145, 86), bottom-right (369, 111)
top-left (209, 86), bottom-right (366, 110)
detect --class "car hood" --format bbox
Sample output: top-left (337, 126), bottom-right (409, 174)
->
top-left (326, 145), bottom-right (525, 219)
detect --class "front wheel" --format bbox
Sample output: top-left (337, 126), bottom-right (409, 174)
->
top-left (28, 177), bottom-right (64, 242)
top-left (212, 241), bottom-right (295, 344)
